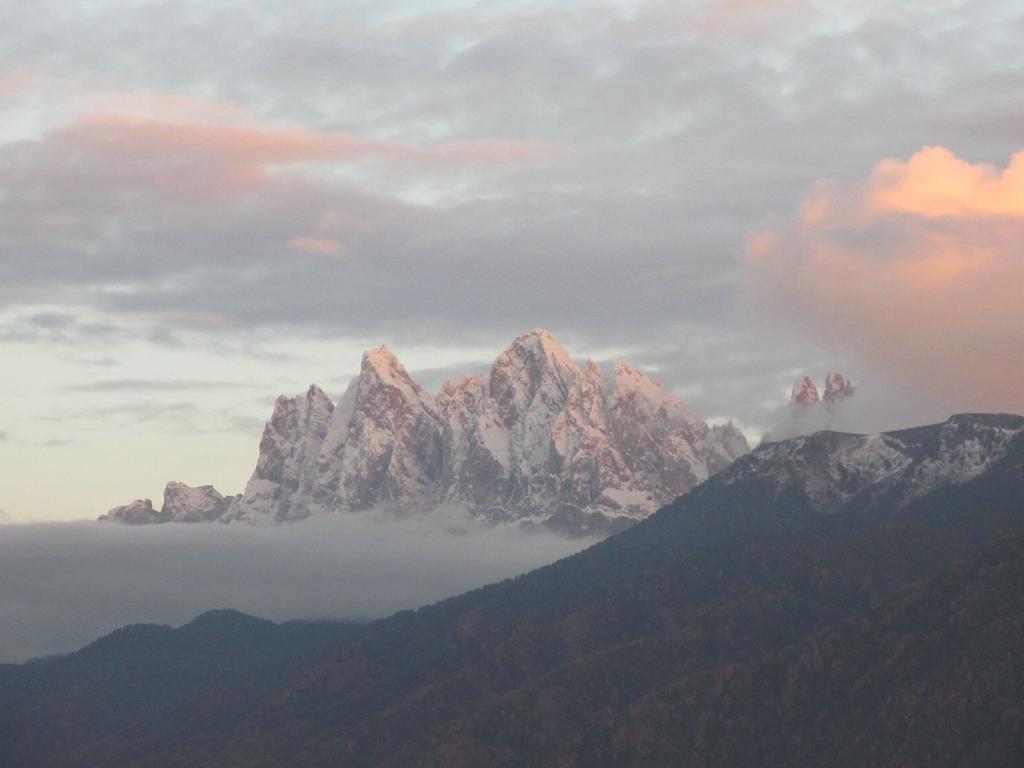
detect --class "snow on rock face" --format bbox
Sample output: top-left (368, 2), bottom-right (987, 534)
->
top-left (162, 482), bottom-right (233, 523)
top-left (103, 329), bottom-right (750, 533)
top-left (225, 384), bottom-right (334, 524)
top-left (721, 413), bottom-right (1024, 515)
top-left (607, 362), bottom-right (707, 501)
top-left (100, 482), bottom-right (239, 525)
top-left (435, 331), bottom-right (749, 532)
top-left (307, 346), bottom-right (445, 516)
top-left (99, 498), bottom-right (163, 525)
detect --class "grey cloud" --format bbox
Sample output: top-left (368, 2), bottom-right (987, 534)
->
top-left (39, 400), bottom-right (202, 425)
top-left (27, 311), bottom-right (76, 330)
top-left (66, 379), bottom-right (248, 393)
top-left (0, 0), bottom-right (1020, 449)
top-left (69, 357), bottom-right (120, 367)
top-left (0, 513), bottom-right (595, 663)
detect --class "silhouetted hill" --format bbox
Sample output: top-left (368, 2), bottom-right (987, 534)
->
top-left (0, 610), bottom-right (357, 767)
top-left (3, 414), bottom-right (1024, 766)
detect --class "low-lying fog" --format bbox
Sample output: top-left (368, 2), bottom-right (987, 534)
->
top-left (0, 511), bottom-right (598, 663)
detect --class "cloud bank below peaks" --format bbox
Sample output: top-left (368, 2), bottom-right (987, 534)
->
top-left (0, 509), bottom-right (595, 663)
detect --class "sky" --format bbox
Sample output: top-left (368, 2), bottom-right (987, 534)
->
top-left (2, 0), bottom-right (1023, 522)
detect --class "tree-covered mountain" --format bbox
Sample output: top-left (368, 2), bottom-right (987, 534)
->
top-left (0, 610), bottom-right (357, 767)
top-left (7, 413), bottom-right (1024, 766)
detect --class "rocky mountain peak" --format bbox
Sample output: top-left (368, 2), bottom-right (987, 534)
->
top-left (610, 362), bottom-right (697, 426)
top-left (489, 329), bottom-right (582, 427)
top-left (362, 345), bottom-right (410, 385)
top-left (790, 375), bottom-right (820, 407)
top-left (100, 498), bottom-right (161, 524)
top-left (104, 330), bottom-right (751, 533)
top-left (823, 370), bottom-right (855, 405)
top-left (102, 482), bottom-right (238, 525)
top-left (355, 345), bottom-right (439, 421)
top-left (162, 482), bottom-right (233, 523)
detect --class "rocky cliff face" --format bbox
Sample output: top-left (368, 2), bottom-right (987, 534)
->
top-left (102, 329), bottom-right (749, 533)
top-left (790, 375), bottom-right (821, 407)
top-left (101, 482), bottom-right (237, 524)
top-left (791, 370), bottom-right (855, 409)
top-left (822, 370), bottom-right (855, 404)
top-left (100, 498), bottom-right (163, 525)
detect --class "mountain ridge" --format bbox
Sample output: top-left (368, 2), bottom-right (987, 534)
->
top-left (103, 329), bottom-right (751, 533)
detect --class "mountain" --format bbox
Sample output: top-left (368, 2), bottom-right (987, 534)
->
top-left (103, 329), bottom-right (749, 533)
top-left (0, 611), bottom-right (357, 768)
top-left (790, 370), bottom-right (855, 409)
top-left (790, 374), bottom-right (820, 407)
top-left (19, 412), bottom-right (1024, 767)
top-left (101, 482), bottom-right (239, 524)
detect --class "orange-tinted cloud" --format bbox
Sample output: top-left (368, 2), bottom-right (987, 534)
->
top-left (869, 146), bottom-right (1024, 218)
top-left (25, 91), bottom-right (568, 198)
top-left (0, 71), bottom-right (34, 95)
top-left (691, 0), bottom-right (812, 34)
top-left (50, 115), bottom-right (376, 194)
top-left (287, 236), bottom-right (346, 257)
top-left (747, 146), bottom-right (1024, 414)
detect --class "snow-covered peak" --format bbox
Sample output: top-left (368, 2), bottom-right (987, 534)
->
top-left (357, 344), bottom-right (439, 418)
top-left (99, 498), bottom-right (162, 524)
top-left (305, 383), bottom-right (332, 410)
top-left (790, 375), bottom-right (820, 407)
top-left (723, 413), bottom-right (1024, 515)
top-left (610, 362), bottom-right (696, 425)
top-left (612, 362), bottom-right (662, 398)
top-left (362, 345), bottom-right (415, 389)
top-left (162, 481), bottom-right (233, 523)
top-left (101, 482), bottom-right (238, 525)
top-left (106, 329), bottom-right (753, 533)
top-left (489, 329), bottom-right (583, 426)
top-left (522, 327), bottom-right (576, 365)
top-left (498, 329), bottom-right (581, 380)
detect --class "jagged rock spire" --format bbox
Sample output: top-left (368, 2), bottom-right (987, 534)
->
top-left (823, 370), bottom-right (855, 405)
top-left (790, 375), bottom-right (820, 407)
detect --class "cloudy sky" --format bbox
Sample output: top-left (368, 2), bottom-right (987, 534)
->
top-left (2, 0), bottom-right (1022, 522)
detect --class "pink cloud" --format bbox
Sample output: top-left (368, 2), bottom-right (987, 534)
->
top-left (427, 139), bottom-right (570, 164)
top-left (77, 91), bottom-right (257, 125)
top-left (747, 146), bottom-right (1024, 415)
top-left (691, 0), bottom-right (812, 33)
top-left (286, 236), bottom-right (346, 257)
top-left (0, 71), bottom-right (34, 95)
top-left (869, 146), bottom-right (1024, 218)
top-left (49, 115), bottom-right (380, 194)
top-left (35, 99), bottom-right (568, 196)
